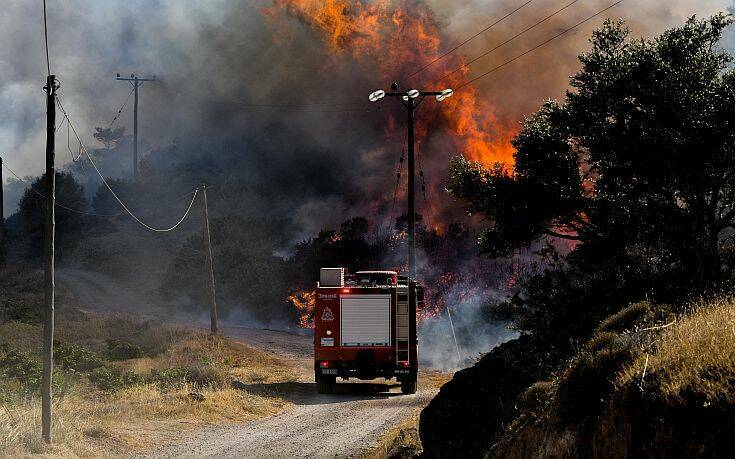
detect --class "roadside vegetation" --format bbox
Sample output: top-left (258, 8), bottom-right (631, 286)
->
top-left (0, 266), bottom-right (297, 457)
top-left (492, 296), bottom-right (735, 456)
top-left (421, 14), bottom-right (735, 457)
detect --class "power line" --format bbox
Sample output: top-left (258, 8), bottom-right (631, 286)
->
top-left (457, 0), bottom-right (624, 90)
top-left (428, 0), bottom-right (582, 86)
top-left (3, 162), bottom-right (120, 217)
top-left (51, 96), bottom-right (202, 232)
top-left (107, 87), bottom-right (136, 130)
top-left (406, 0), bottom-right (537, 79)
top-left (54, 97), bottom-right (83, 161)
top-left (3, 162), bottom-right (198, 219)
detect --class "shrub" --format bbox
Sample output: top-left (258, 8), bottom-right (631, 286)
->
top-left (1, 299), bottom-right (43, 324)
top-left (105, 339), bottom-right (144, 361)
top-left (55, 342), bottom-right (105, 372)
top-left (596, 302), bottom-right (650, 334)
top-left (187, 364), bottom-right (229, 389)
top-left (88, 366), bottom-right (142, 392)
top-left (518, 380), bottom-right (555, 415)
top-left (148, 367), bottom-right (189, 390)
top-left (0, 349), bottom-right (43, 391)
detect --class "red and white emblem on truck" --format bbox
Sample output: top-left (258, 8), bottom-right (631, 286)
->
top-left (321, 307), bottom-right (334, 321)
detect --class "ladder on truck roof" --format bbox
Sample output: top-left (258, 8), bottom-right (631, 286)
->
top-left (396, 277), bottom-right (410, 365)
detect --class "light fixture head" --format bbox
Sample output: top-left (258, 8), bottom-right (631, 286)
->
top-left (369, 89), bottom-right (386, 102)
top-left (402, 95), bottom-right (409, 101)
top-left (407, 89), bottom-right (420, 99)
top-left (436, 88), bottom-right (453, 101)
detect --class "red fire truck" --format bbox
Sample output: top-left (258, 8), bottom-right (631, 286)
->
top-left (313, 268), bottom-right (423, 395)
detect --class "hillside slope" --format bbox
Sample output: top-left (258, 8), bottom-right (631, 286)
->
top-left (421, 298), bottom-right (735, 457)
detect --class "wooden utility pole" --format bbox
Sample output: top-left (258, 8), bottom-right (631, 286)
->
top-left (115, 73), bottom-right (156, 179)
top-left (42, 74), bottom-right (58, 444)
top-left (201, 184), bottom-right (218, 335)
top-left (0, 156), bottom-right (4, 225)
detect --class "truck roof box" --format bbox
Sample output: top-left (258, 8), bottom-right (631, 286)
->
top-left (320, 267), bottom-right (345, 287)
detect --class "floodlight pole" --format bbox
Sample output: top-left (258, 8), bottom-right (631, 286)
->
top-left (382, 85), bottom-right (445, 279)
top-left (116, 73), bottom-right (156, 179)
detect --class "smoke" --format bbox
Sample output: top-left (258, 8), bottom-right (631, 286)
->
top-left (418, 282), bottom-right (518, 371)
top-left (2, 0), bottom-right (730, 220)
top-left (1, 0), bottom-right (733, 359)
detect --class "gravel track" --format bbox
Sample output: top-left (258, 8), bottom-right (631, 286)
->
top-left (57, 268), bottom-right (438, 458)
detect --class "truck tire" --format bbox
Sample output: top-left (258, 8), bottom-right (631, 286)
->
top-left (316, 375), bottom-right (335, 394)
top-left (401, 376), bottom-right (417, 395)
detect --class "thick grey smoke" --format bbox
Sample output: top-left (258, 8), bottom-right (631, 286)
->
top-left (1, 0), bottom-right (730, 222)
top-left (1, 0), bottom-right (732, 365)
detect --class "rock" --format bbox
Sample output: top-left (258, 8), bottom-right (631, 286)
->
top-left (418, 335), bottom-right (552, 458)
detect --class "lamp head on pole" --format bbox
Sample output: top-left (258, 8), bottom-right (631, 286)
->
top-left (436, 88), bottom-right (454, 101)
top-left (369, 90), bottom-right (386, 102)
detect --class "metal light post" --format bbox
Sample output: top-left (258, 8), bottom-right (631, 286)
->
top-left (369, 83), bottom-right (453, 279)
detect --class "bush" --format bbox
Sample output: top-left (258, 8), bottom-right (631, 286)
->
top-left (1, 299), bottom-right (43, 324)
top-left (105, 339), bottom-right (144, 361)
top-left (518, 380), bottom-right (555, 415)
top-left (55, 342), bottom-right (105, 372)
top-left (187, 364), bottom-right (229, 389)
top-left (88, 366), bottom-right (142, 392)
top-left (0, 349), bottom-right (43, 391)
top-left (148, 367), bottom-right (189, 390)
top-left (596, 302), bottom-right (650, 334)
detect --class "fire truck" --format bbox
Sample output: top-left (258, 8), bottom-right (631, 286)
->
top-left (313, 267), bottom-right (423, 395)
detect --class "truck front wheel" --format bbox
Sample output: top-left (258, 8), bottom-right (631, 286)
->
top-left (400, 376), bottom-right (417, 395)
top-left (316, 374), bottom-right (336, 394)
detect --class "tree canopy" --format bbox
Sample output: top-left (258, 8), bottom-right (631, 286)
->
top-left (448, 15), bottom-right (735, 347)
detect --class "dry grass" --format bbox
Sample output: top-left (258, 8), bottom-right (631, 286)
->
top-left (364, 411), bottom-right (422, 459)
top-left (362, 370), bottom-right (451, 459)
top-left (492, 296), bottom-right (735, 457)
top-left (619, 296), bottom-right (735, 401)
top-left (0, 313), bottom-right (299, 457)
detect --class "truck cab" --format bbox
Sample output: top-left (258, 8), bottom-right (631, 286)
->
top-left (313, 267), bottom-right (422, 395)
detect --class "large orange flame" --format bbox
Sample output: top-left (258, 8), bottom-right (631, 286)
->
top-left (263, 0), bottom-right (517, 167)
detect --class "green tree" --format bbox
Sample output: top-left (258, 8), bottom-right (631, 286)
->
top-left (17, 172), bottom-right (87, 259)
top-left (448, 15), bottom-right (735, 346)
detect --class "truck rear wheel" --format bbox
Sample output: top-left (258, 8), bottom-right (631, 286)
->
top-left (316, 375), bottom-right (336, 394)
top-left (400, 376), bottom-right (417, 395)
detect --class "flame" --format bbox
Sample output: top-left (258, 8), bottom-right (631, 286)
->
top-left (263, 0), bottom-right (517, 168)
top-left (288, 289), bottom-right (316, 328)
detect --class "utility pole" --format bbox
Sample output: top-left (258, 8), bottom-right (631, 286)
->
top-left (42, 74), bottom-right (59, 444)
top-left (0, 156), bottom-right (4, 225)
top-left (115, 73), bottom-right (156, 179)
top-left (368, 83), bottom-right (453, 279)
top-left (201, 184), bottom-right (218, 335)
top-left (0, 156), bottom-right (4, 254)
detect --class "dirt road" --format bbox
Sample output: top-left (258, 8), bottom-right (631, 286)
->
top-left (57, 268), bottom-right (439, 458)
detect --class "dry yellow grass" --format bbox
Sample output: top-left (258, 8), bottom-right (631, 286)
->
top-left (0, 314), bottom-right (299, 457)
top-left (492, 296), bottom-right (735, 458)
top-left (619, 296), bottom-right (735, 401)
